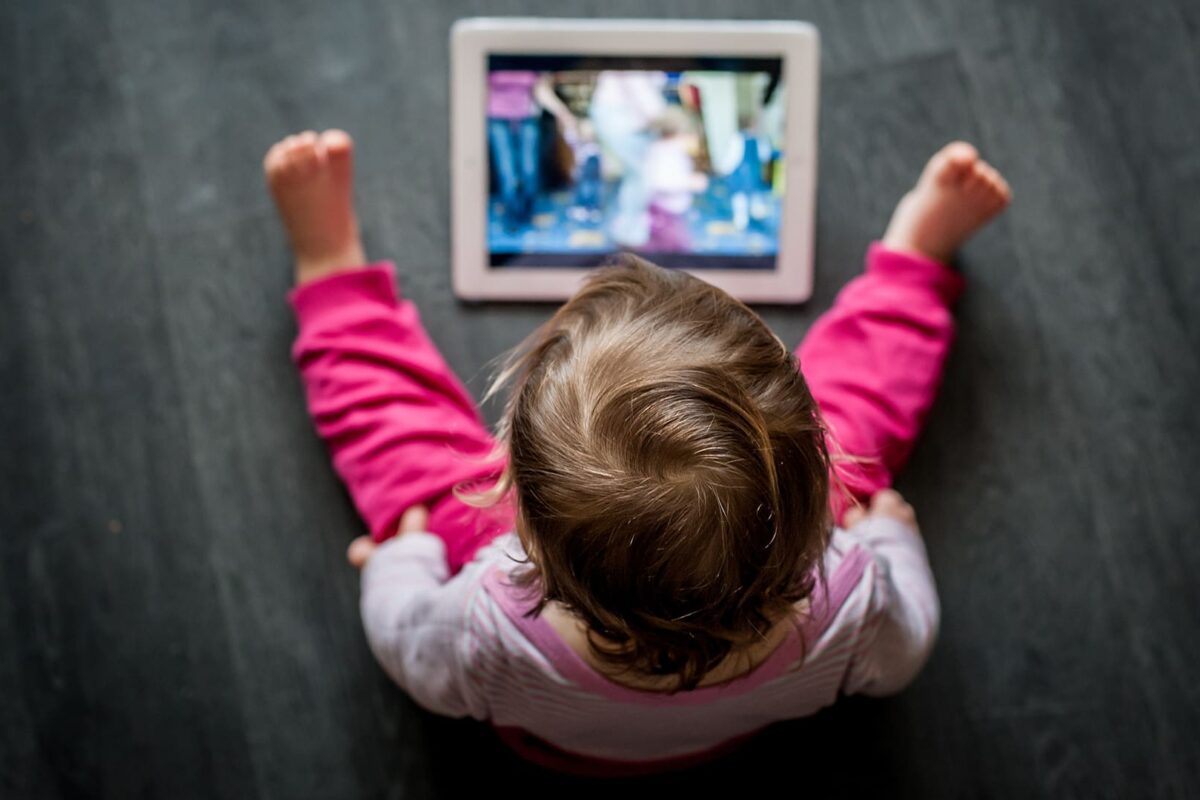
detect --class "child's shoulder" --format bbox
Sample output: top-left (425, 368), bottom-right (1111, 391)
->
top-left (454, 532), bottom-right (530, 616)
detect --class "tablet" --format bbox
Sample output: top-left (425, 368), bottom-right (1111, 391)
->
top-left (450, 18), bottom-right (819, 303)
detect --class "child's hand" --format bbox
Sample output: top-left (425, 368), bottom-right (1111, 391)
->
top-left (689, 173), bottom-right (710, 193)
top-left (841, 489), bottom-right (918, 530)
top-left (346, 505), bottom-right (429, 570)
top-left (558, 114), bottom-right (580, 141)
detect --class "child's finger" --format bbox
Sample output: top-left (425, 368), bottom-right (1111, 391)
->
top-left (347, 536), bottom-right (376, 569)
top-left (870, 488), bottom-right (905, 510)
top-left (869, 489), bottom-right (917, 526)
top-left (397, 504), bottom-right (430, 535)
top-left (841, 504), bottom-right (867, 528)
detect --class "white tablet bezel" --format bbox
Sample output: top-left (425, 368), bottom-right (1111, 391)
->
top-left (450, 17), bottom-right (819, 303)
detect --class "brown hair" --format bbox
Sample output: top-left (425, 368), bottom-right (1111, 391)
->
top-left (460, 254), bottom-right (832, 691)
top-left (648, 105), bottom-right (700, 139)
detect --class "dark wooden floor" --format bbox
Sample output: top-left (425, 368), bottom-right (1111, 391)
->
top-left (2, 0), bottom-right (1198, 797)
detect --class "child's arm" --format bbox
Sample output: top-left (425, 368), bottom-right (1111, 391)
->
top-left (357, 529), bottom-right (489, 718)
top-left (839, 494), bottom-right (941, 696)
top-left (288, 265), bottom-right (506, 563)
top-left (643, 144), bottom-right (700, 195)
top-left (533, 73), bottom-right (578, 138)
top-left (796, 243), bottom-right (965, 521)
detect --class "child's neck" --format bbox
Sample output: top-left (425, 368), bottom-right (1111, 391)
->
top-left (541, 601), bottom-right (796, 691)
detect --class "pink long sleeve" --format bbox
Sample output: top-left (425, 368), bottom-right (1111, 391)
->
top-left (796, 243), bottom-right (965, 522)
top-left (288, 264), bottom-right (512, 572)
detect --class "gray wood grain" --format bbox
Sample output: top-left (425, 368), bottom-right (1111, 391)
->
top-left (2, 0), bottom-right (1197, 797)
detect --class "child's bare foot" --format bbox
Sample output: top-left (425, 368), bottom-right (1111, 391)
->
top-left (882, 141), bottom-right (1011, 264)
top-left (263, 129), bottom-right (366, 285)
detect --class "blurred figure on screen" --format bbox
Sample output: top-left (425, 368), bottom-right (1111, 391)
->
top-left (487, 71), bottom-right (577, 231)
top-left (642, 107), bottom-right (708, 253)
top-left (726, 129), bottom-right (773, 232)
top-left (588, 71), bottom-right (667, 247)
top-left (682, 71), bottom-right (783, 234)
top-left (563, 119), bottom-right (604, 223)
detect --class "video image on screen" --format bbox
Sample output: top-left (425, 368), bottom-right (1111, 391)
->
top-left (486, 55), bottom-right (785, 270)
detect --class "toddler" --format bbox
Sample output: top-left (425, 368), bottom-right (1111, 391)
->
top-left (264, 129), bottom-right (1010, 774)
top-left (641, 106), bottom-right (709, 252)
top-left (563, 118), bottom-right (604, 223)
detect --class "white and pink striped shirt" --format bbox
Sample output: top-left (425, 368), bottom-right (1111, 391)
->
top-left (359, 514), bottom-right (939, 767)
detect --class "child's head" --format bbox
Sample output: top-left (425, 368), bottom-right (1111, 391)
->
top-left (468, 255), bottom-right (831, 691)
top-left (649, 106), bottom-right (701, 152)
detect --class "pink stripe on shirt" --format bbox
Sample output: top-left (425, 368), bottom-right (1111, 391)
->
top-left (480, 546), bottom-right (872, 708)
top-left (358, 519), bottom-right (938, 766)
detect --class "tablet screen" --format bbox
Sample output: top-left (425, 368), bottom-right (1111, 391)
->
top-left (486, 55), bottom-right (785, 270)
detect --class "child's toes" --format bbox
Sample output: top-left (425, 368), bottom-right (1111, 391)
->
top-left (991, 173), bottom-right (1012, 204)
top-left (978, 164), bottom-right (1010, 204)
top-left (926, 141), bottom-right (978, 186)
top-left (941, 141), bottom-right (978, 178)
top-left (263, 141), bottom-right (288, 177)
top-left (991, 185), bottom-right (1012, 211)
top-left (266, 137), bottom-right (307, 182)
top-left (271, 136), bottom-right (298, 172)
top-left (322, 129), bottom-right (354, 160)
top-left (978, 162), bottom-right (1001, 188)
top-left (285, 134), bottom-right (322, 176)
top-left (963, 164), bottom-right (988, 193)
top-left (970, 166), bottom-right (994, 192)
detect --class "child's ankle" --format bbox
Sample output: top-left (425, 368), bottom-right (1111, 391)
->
top-left (295, 242), bottom-right (368, 286)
